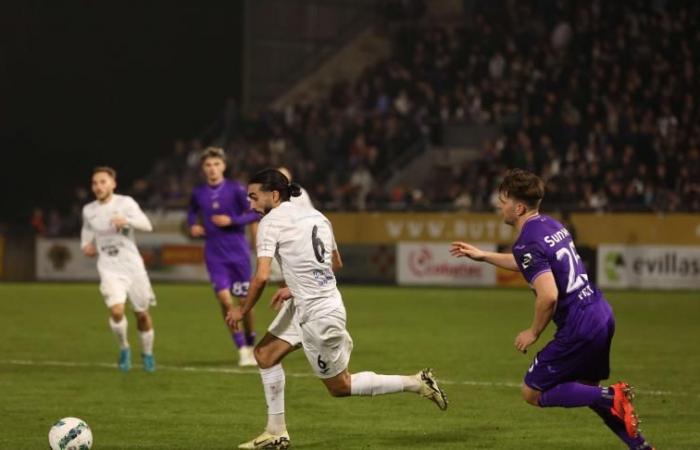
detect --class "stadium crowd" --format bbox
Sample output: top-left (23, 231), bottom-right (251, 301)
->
top-left (34, 0), bottom-right (700, 236)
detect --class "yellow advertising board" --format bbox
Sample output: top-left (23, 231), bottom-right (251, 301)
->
top-left (326, 212), bottom-right (700, 246)
top-left (570, 213), bottom-right (700, 246)
top-left (326, 212), bottom-right (518, 244)
top-left (144, 210), bottom-right (698, 246)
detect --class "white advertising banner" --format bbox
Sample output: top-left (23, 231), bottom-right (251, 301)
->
top-left (597, 245), bottom-right (700, 290)
top-left (397, 242), bottom-right (497, 286)
top-left (36, 234), bottom-right (210, 282)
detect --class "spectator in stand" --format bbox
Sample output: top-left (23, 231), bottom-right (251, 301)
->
top-left (57, 1), bottom-right (700, 217)
top-left (30, 208), bottom-right (46, 235)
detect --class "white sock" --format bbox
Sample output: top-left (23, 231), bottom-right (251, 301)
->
top-left (401, 374), bottom-right (422, 393)
top-left (350, 371), bottom-right (410, 396)
top-left (139, 329), bottom-right (154, 355)
top-left (260, 364), bottom-right (286, 434)
top-left (109, 317), bottom-right (129, 350)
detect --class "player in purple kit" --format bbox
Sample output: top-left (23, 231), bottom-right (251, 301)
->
top-left (188, 147), bottom-right (259, 366)
top-left (451, 169), bottom-right (654, 450)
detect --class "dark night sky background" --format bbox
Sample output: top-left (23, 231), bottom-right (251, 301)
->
top-left (0, 2), bottom-right (244, 224)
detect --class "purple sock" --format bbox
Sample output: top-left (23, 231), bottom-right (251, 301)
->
top-left (590, 404), bottom-right (651, 449)
top-left (232, 331), bottom-right (245, 348)
top-left (245, 332), bottom-right (256, 346)
top-left (538, 382), bottom-right (613, 408)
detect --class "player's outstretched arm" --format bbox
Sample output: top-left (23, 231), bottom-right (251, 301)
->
top-left (450, 241), bottom-right (519, 271)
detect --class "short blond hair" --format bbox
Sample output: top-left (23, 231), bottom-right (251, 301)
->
top-left (93, 166), bottom-right (116, 179)
top-left (200, 146), bottom-right (226, 163)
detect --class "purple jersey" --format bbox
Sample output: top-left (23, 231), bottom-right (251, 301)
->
top-left (513, 215), bottom-right (611, 339)
top-left (187, 180), bottom-right (259, 264)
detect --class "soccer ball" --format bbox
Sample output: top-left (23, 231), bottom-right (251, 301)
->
top-left (48, 417), bottom-right (93, 450)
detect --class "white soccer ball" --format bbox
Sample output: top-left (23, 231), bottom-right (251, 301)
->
top-left (48, 417), bottom-right (93, 450)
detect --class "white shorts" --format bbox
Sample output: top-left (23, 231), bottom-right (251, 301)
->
top-left (268, 301), bottom-right (353, 379)
top-left (99, 269), bottom-right (156, 313)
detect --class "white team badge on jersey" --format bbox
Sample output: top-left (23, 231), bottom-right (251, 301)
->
top-left (522, 253), bottom-right (532, 269)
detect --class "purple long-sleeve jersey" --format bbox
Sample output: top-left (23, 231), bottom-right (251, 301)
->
top-left (187, 180), bottom-right (260, 263)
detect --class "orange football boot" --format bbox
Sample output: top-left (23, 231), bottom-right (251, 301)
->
top-left (610, 381), bottom-right (639, 438)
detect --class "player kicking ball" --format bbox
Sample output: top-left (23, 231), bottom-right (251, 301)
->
top-left (228, 169), bottom-right (448, 449)
top-left (451, 169), bottom-right (654, 450)
top-left (81, 167), bottom-right (157, 373)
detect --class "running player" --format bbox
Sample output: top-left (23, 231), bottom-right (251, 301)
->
top-left (188, 147), bottom-right (259, 366)
top-left (228, 169), bottom-right (448, 450)
top-left (450, 169), bottom-right (654, 450)
top-left (81, 166), bottom-right (157, 372)
top-left (268, 166), bottom-right (312, 285)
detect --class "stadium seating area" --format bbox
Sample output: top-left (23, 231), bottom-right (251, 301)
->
top-left (435, 0), bottom-right (700, 213)
top-left (34, 0), bottom-right (700, 236)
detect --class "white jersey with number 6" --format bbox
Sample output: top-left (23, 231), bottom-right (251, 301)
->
top-left (269, 186), bottom-right (313, 282)
top-left (256, 201), bottom-right (342, 323)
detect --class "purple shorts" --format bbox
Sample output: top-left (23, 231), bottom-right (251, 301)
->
top-left (524, 315), bottom-right (615, 392)
top-left (206, 259), bottom-right (251, 297)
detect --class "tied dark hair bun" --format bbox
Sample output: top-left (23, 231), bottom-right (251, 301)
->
top-left (289, 183), bottom-right (302, 197)
top-left (250, 168), bottom-right (301, 202)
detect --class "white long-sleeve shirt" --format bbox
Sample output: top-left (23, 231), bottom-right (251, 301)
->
top-left (81, 194), bottom-right (152, 275)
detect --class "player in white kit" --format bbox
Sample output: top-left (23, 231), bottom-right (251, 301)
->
top-left (80, 167), bottom-right (157, 372)
top-left (228, 169), bottom-right (448, 450)
top-left (268, 166), bottom-right (312, 284)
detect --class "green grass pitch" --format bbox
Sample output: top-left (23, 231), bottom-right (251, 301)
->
top-left (1, 283), bottom-right (698, 449)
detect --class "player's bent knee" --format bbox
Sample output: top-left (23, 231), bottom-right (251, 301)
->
top-left (253, 346), bottom-right (274, 368)
top-left (134, 311), bottom-right (150, 325)
top-left (326, 381), bottom-right (351, 397)
top-left (252, 347), bottom-right (267, 366)
top-left (324, 372), bottom-right (351, 397)
top-left (109, 304), bottom-right (125, 321)
top-left (521, 384), bottom-right (541, 406)
top-left (215, 290), bottom-right (232, 305)
top-left (327, 386), bottom-right (350, 397)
